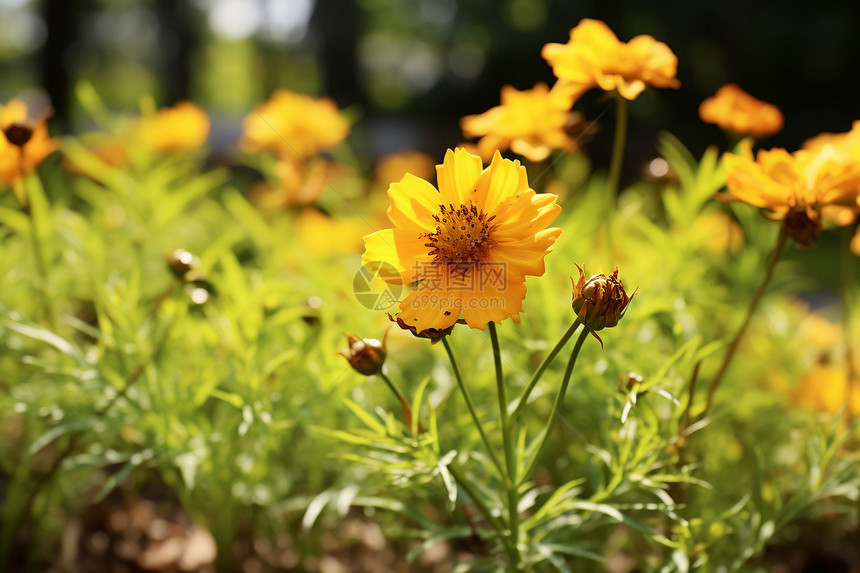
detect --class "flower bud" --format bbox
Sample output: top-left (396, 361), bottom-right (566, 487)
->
top-left (618, 372), bottom-right (646, 395)
top-left (166, 249), bottom-right (197, 280)
top-left (387, 313), bottom-right (454, 344)
top-left (571, 264), bottom-right (634, 346)
top-left (339, 334), bottom-right (386, 376)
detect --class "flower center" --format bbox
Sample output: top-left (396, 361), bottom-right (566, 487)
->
top-left (423, 203), bottom-right (496, 268)
top-left (3, 123), bottom-right (33, 148)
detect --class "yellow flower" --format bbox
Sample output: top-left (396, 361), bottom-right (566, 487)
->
top-left (802, 120), bottom-right (860, 158)
top-left (374, 149), bottom-right (436, 187)
top-left (793, 363), bottom-right (860, 416)
top-left (541, 19), bottom-right (679, 101)
top-left (0, 98), bottom-right (59, 186)
top-left (363, 148), bottom-right (562, 332)
top-left (250, 158), bottom-right (348, 210)
top-left (801, 122), bottom-right (860, 253)
top-left (699, 84), bottom-right (783, 138)
top-left (460, 82), bottom-right (581, 162)
top-left (240, 89), bottom-right (350, 159)
top-left (723, 141), bottom-right (860, 245)
top-left (134, 101), bottom-right (210, 152)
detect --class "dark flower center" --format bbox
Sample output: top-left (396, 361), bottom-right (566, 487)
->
top-left (423, 203), bottom-right (497, 269)
top-left (3, 123), bottom-right (34, 147)
top-left (782, 208), bottom-right (822, 247)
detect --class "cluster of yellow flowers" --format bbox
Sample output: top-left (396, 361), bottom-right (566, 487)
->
top-left (460, 19), bottom-right (681, 162)
top-left (3, 17), bottom-right (860, 348)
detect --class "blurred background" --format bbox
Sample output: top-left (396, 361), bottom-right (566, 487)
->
top-left (1, 0), bottom-right (859, 168)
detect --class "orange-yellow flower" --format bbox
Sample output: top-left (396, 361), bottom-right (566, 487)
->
top-left (699, 84), bottom-right (783, 138)
top-left (363, 148), bottom-right (562, 332)
top-left (134, 101), bottom-right (210, 152)
top-left (249, 158), bottom-right (348, 210)
top-left (0, 98), bottom-right (59, 186)
top-left (240, 89), bottom-right (350, 159)
top-left (802, 120), bottom-right (860, 158)
top-left (460, 82), bottom-right (580, 162)
top-left (802, 122), bottom-right (860, 253)
top-left (723, 141), bottom-right (860, 245)
top-left (793, 362), bottom-right (860, 416)
top-left (541, 19), bottom-right (679, 101)
top-left (374, 149), bottom-right (436, 187)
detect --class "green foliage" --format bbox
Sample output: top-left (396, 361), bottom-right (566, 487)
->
top-left (1, 89), bottom-right (859, 573)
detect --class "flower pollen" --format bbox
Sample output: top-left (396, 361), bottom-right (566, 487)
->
top-left (423, 203), bottom-right (497, 267)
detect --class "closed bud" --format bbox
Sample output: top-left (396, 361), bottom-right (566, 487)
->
top-left (571, 264), bottom-right (635, 347)
top-left (618, 372), bottom-right (645, 395)
top-left (339, 334), bottom-right (386, 376)
top-left (166, 249), bottom-right (197, 280)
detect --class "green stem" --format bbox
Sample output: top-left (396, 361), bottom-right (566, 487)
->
top-left (447, 463), bottom-right (517, 559)
top-left (520, 327), bottom-right (590, 484)
top-left (15, 175), bottom-right (54, 328)
top-left (840, 227), bottom-right (857, 420)
top-left (511, 320), bottom-right (581, 421)
top-left (603, 95), bottom-right (628, 262)
top-left (441, 337), bottom-right (505, 477)
top-left (379, 371), bottom-right (413, 429)
top-left (703, 229), bottom-right (788, 414)
top-left (488, 322), bottom-right (522, 570)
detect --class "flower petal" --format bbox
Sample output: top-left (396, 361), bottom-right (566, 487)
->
top-left (396, 280), bottom-right (461, 331)
top-left (491, 228), bottom-right (563, 280)
top-left (362, 228), bottom-right (432, 284)
top-left (458, 275), bottom-right (527, 329)
top-left (476, 152), bottom-right (529, 215)
top-left (436, 147), bottom-right (483, 205)
top-left (493, 191), bottom-right (561, 240)
top-left (387, 173), bottom-right (441, 231)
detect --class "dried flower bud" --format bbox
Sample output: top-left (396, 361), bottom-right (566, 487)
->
top-left (339, 334), bottom-right (386, 376)
top-left (571, 264), bottom-right (635, 347)
top-left (387, 313), bottom-right (454, 344)
top-left (3, 123), bottom-right (34, 147)
top-left (166, 249), bottom-right (197, 280)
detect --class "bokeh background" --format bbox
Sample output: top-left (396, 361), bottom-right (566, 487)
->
top-left (2, 0), bottom-right (860, 172)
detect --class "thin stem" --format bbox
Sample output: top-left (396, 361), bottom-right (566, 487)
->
top-left (15, 175), bottom-right (54, 328)
top-left (603, 95), bottom-right (628, 263)
top-left (520, 327), bottom-right (590, 484)
top-left (379, 371), bottom-right (413, 429)
top-left (441, 337), bottom-right (505, 477)
top-left (607, 96), bottom-right (628, 200)
top-left (703, 229), bottom-right (789, 414)
top-left (840, 227), bottom-right (857, 421)
top-left (488, 321), bottom-right (522, 570)
top-left (447, 463), bottom-right (517, 559)
top-left (511, 320), bottom-right (581, 421)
